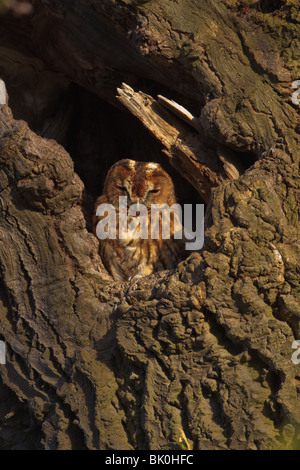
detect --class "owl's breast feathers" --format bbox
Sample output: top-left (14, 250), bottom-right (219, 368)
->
top-left (93, 198), bottom-right (185, 281)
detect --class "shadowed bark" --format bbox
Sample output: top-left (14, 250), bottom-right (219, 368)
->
top-left (0, 0), bottom-right (299, 450)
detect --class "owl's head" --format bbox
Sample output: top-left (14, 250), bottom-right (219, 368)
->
top-left (103, 159), bottom-right (177, 209)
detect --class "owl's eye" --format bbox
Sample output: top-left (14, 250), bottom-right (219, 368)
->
top-left (149, 189), bottom-right (159, 194)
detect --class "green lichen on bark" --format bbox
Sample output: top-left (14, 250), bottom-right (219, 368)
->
top-left (252, 1), bottom-right (300, 76)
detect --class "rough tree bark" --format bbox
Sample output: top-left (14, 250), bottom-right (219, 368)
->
top-left (0, 0), bottom-right (299, 450)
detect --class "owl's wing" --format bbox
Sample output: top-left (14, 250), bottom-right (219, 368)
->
top-left (92, 194), bottom-right (109, 235)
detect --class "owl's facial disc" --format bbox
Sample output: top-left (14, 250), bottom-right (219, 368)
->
top-left (107, 159), bottom-right (176, 209)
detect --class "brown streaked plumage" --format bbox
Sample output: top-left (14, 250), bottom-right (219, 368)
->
top-left (92, 159), bottom-right (186, 282)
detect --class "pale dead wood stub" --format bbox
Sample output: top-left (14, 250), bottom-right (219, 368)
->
top-left (116, 83), bottom-right (239, 203)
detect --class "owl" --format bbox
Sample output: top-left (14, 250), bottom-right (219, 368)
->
top-left (92, 159), bottom-right (186, 282)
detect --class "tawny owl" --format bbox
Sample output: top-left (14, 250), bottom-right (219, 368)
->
top-left (92, 159), bottom-right (186, 281)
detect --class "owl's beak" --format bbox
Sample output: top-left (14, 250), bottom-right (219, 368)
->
top-left (129, 198), bottom-right (141, 213)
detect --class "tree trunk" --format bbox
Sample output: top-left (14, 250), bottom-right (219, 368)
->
top-left (0, 0), bottom-right (299, 450)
